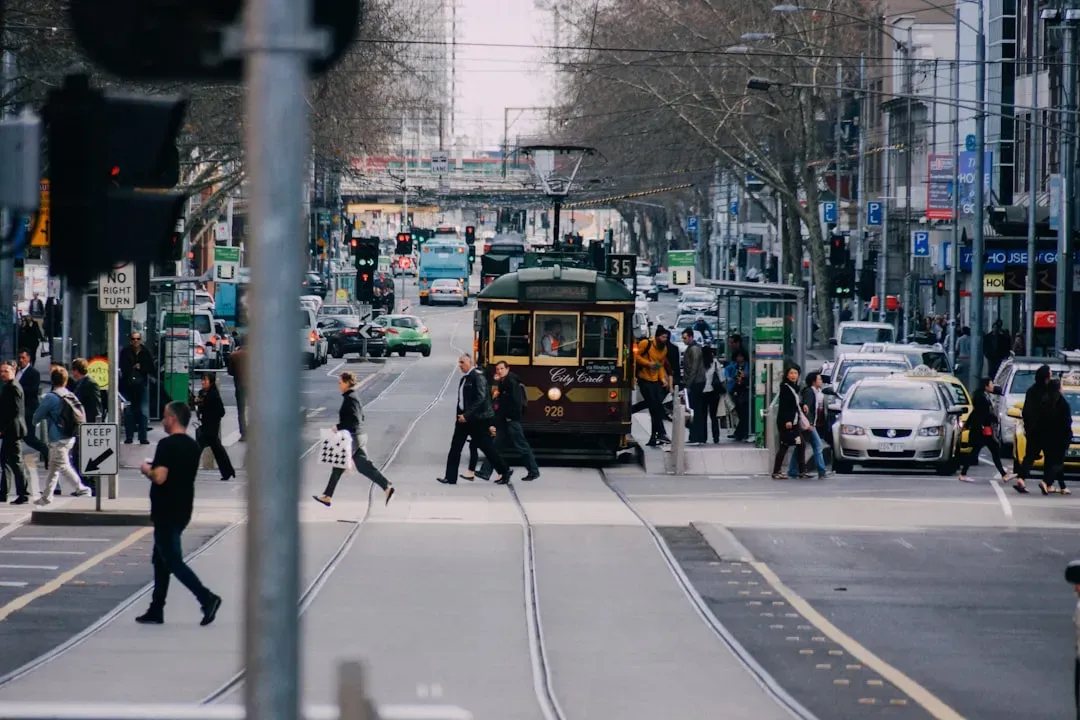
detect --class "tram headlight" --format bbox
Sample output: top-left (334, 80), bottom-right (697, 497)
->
top-left (609, 375), bottom-right (617, 383)
top-left (547, 387), bottom-right (562, 401)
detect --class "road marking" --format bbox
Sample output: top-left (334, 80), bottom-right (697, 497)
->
top-left (982, 541), bottom-right (1003, 553)
top-left (326, 361), bottom-right (346, 377)
top-left (1048, 547), bottom-right (1066, 556)
top-left (0, 527), bottom-right (152, 623)
top-left (989, 478), bottom-right (1016, 529)
top-left (895, 538), bottom-right (914, 550)
top-left (0, 550), bottom-right (86, 556)
top-left (306, 407), bottom-right (326, 419)
top-left (10, 537), bottom-right (112, 543)
top-left (0, 564), bottom-right (59, 570)
top-left (752, 560), bottom-right (965, 720)
top-left (830, 536), bottom-right (846, 547)
top-left (0, 581), bottom-right (27, 588)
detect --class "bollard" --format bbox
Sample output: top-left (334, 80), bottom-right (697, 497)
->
top-left (672, 394), bottom-right (686, 476)
top-left (338, 661), bottom-right (377, 720)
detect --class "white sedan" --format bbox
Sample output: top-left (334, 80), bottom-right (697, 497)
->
top-left (428, 278), bottom-right (466, 306)
top-left (830, 376), bottom-right (965, 475)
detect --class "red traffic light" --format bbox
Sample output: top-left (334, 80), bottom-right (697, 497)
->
top-left (466, 226), bottom-right (474, 233)
top-left (361, 273), bottom-right (369, 281)
top-left (350, 238), bottom-right (358, 247)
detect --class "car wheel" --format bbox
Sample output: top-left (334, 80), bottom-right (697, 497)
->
top-left (935, 458), bottom-right (959, 475)
top-left (331, 343), bottom-right (343, 359)
top-left (397, 349), bottom-right (406, 357)
top-left (307, 354), bottom-right (318, 370)
top-left (421, 348), bottom-right (431, 357)
top-left (832, 459), bottom-right (854, 474)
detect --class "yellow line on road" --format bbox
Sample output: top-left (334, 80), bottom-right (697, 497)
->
top-left (0, 527), bottom-right (153, 623)
top-left (751, 560), bottom-right (966, 720)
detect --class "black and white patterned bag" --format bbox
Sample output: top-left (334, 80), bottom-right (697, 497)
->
top-left (319, 429), bottom-right (351, 469)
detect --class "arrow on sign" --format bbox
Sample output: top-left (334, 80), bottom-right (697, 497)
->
top-left (84, 448), bottom-right (115, 474)
top-left (357, 324), bottom-right (375, 339)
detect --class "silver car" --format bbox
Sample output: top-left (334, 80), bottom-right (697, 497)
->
top-left (825, 353), bottom-right (909, 387)
top-left (991, 354), bottom-right (1080, 448)
top-left (831, 376), bottom-right (965, 475)
top-left (859, 342), bottom-right (952, 373)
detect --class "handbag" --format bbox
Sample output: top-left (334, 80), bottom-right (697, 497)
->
top-left (981, 426), bottom-right (993, 437)
top-left (319, 428), bottom-right (352, 469)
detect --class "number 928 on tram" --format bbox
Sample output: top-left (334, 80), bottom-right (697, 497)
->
top-left (474, 264), bottom-right (637, 460)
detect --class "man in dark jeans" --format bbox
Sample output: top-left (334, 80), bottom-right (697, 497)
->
top-left (0, 361), bottom-right (29, 504)
top-left (120, 331), bottom-right (155, 444)
top-left (478, 360), bottom-right (540, 482)
top-left (437, 354), bottom-right (512, 485)
top-left (681, 328), bottom-right (707, 444)
top-left (136, 401), bottom-right (221, 626)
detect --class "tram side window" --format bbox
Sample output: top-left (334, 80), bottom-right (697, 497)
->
top-left (582, 314), bottom-right (620, 359)
top-left (534, 313), bottom-right (579, 359)
top-left (492, 313), bottom-right (532, 357)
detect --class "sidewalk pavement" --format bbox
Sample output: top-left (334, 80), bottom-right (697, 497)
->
top-left (116, 405), bottom-right (246, 470)
top-left (631, 412), bottom-right (770, 476)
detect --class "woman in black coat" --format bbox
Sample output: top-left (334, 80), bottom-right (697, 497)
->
top-left (1039, 378), bottom-right (1073, 495)
top-left (313, 371), bottom-right (395, 507)
top-left (958, 377), bottom-right (1012, 484)
top-left (195, 373), bottom-right (235, 481)
top-left (772, 364), bottom-right (806, 479)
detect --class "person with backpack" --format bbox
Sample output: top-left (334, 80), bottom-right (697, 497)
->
top-left (476, 361), bottom-right (539, 482)
top-left (32, 366), bottom-right (91, 504)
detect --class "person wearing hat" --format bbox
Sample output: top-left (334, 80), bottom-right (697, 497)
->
top-left (634, 325), bottom-right (672, 446)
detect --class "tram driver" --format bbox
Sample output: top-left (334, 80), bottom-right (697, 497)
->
top-left (541, 318), bottom-right (565, 357)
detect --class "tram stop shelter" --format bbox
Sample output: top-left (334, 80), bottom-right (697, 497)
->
top-left (637, 280), bottom-right (807, 476)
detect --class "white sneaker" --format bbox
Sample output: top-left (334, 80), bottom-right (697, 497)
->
top-left (73, 488), bottom-right (92, 497)
top-left (33, 496), bottom-right (51, 506)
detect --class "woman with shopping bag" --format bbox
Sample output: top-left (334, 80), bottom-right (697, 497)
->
top-left (313, 371), bottom-right (395, 508)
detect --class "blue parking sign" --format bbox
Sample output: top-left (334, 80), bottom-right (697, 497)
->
top-left (687, 216), bottom-right (699, 232)
top-left (822, 202), bottom-right (837, 223)
top-left (729, 201), bottom-right (739, 217)
top-left (912, 231), bottom-right (930, 258)
top-left (866, 201), bottom-right (883, 226)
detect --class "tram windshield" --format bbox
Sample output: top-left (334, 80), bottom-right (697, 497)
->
top-left (492, 312), bottom-right (532, 357)
top-left (582, 315), bottom-right (620, 358)
top-left (534, 313), bottom-right (579, 360)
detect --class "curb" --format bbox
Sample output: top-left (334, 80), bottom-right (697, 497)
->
top-left (30, 509), bottom-right (153, 527)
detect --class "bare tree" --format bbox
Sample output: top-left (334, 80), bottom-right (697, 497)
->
top-left (555, 0), bottom-right (871, 337)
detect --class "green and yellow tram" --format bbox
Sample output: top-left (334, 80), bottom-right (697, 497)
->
top-left (474, 263), bottom-right (638, 461)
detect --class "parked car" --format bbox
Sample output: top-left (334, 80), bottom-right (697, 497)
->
top-left (372, 314), bottom-right (431, 357)
top-left (319, 315), bottom-right (385, 358)
top-left (318, 304), bottom-right (355, 319)
top-left (300, 306), bottom-right (329, 369)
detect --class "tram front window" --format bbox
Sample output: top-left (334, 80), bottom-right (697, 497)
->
top-left (534, 313), bottom-right (579, 360)
top-left (492, 312), bottom-right (531, 357)
top-left (582, 314), bottom-right (620, 359)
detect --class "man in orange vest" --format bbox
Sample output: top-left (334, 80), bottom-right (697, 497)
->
top-left (634, 325), bottom-right (672, 446)
top-left (541, 319), bottom-right (564, 357)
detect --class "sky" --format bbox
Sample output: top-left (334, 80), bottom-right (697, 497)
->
top-left (453, 0), bottom-right (556, 152)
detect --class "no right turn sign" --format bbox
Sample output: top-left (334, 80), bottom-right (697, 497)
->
top-left (98, 263), bottom-right (136, 311)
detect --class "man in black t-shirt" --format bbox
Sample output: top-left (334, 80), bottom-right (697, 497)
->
top-left (136, 401), bottom-right (221, 626)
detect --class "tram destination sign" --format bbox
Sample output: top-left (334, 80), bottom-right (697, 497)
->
top-left (522, 283), bottom-right (592, 302)
top-left (584, 360), bottom-right (617, 374)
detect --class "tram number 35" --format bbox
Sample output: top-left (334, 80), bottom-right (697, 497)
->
top-left (544, 405), bottom-right (565, 418)
top-left (607, 254), bottom-right (636, 279)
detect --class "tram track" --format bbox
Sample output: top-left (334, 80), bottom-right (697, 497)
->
top-left (501, 466), bottom-right (818, 720)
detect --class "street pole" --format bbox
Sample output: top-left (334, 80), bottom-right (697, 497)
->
top-left (834, 60), bottom-right (842, 332)
top-left (0, 46), bottom-right (16, 362)
top-left (969, 0), bottom-right (987, 392)
top-left (902, 28), bottom-right (914, 343)
top-left (104, 311), bottom-right (119, 503)
top-left (879, 122), bottom-right (891, 324)
top-left (1025, 51), bottom-right (1039, 356)
top-left (243, 0), bottom-right (311, 716)
top-left (948, 46), bottom-right (960, 366)
top-left (1056, 16), bottom-right (1077, 352)
top-left (402, 116), bottom-right (409, 233)
top-left (854, 55), bottom-right (867, 322)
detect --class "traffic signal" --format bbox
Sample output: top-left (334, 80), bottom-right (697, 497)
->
top-left (395, 232), bottom-right (413, 255)
top-left (465, 226), bottom-right (476, 245)
top-left (68, 0), bottom-right (362, 81)
top-left (858, 265), bottom-right (876, 300)
top-left (828, 231), bottom-right (848, 267)
top-left (936, 279), bottom-right (946, 296)
top-left (349, 237), bottom-right (359, 255)
top-left (45, 73), bottom-right (186, 287)
top-left (357, 269), bottom-right (374, 302)
top-left (354, 238), bottom-right (378, 302)
top-left (832, 262), bottom-right (855, 298)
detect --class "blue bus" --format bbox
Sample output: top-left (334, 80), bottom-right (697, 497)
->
top-left (418, 240), bottom-right (470, 305)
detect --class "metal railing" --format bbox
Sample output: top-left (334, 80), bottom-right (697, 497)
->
top-left (0, 664), bottom-right (472, 720)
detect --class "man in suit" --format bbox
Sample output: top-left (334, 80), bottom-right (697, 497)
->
top-left (436, 354), bottom-right (512, 485)
top-left (0, 360), bottom-right (30, 504)
top-left (71, 358), bottom-right (102, 493)
top-left (15, 348), bottom-right (47, 465)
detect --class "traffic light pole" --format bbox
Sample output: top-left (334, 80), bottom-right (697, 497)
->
top-left (242, 0), bottom-right (317, 718)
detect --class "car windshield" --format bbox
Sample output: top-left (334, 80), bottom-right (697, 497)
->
top-left (914, 351), bottom-right (950, 371)
top-left (321, 305), bottom-right (351, 316)
top-left (194, 315), bottom-right (212, 334)
top-left (299, 311), bottom-right (311, 328)
top-left (1010, 370), bottom-right (1043, 395)
top-left (835, 359), bottom-right (906, 379)
top-left (1066, 393), bottom-right (1080, 415)
top-left (304, 273), bottom-right (321, 284)
top-left (839, 326), bottom-right (895, 345)
top-left (943, 381), bottom-right (970, 405)
top-left (391, 316), bottom-right (421, 329)
top-left (332, 316), bottom-right (362, 328)
top-left (682, 292), bottom-right (713, 303)
top-left (839, 369), bottom-right (897, 394)
top-left (848, 384), bottom-right (941, 411)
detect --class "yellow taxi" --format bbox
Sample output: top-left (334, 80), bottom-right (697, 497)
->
top-left (894, 365), bottom-right (974, 457)
top-left (1008, 371), bottom-right (1080, 470)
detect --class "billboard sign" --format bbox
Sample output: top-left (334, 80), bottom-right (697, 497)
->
top-left (926, 154), bottom-right (955, 220)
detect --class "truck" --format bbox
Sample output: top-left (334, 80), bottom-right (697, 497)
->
top-left (418, 238), bottom-right (470, 305)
